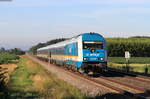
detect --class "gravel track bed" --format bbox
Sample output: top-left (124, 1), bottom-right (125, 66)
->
top-left (107, 77), bottom-right (150, 90)
top-left (27, 55), bottom-right (118, 97)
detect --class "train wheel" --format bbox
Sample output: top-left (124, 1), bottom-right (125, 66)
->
top-left (71, 66), bottom-right (77, 72)
top-left (78, 68), bottom-right (84, 74)
top-left (88, 71), bottom-right (94, 76)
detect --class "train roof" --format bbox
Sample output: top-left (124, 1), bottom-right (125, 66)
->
top-left (37, 33), bottom-right (104, 51)
top-left (37, 36), bottom-right (78, 51)
top-left (74, 32), bottom-right (103, 38)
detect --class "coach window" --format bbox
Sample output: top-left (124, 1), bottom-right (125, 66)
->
top-left (49, 51), bottom-right (51, 57)
top-left (75, 43), bottom-right (78, 55)
top-left (69, 48), bottom-right (72, 54)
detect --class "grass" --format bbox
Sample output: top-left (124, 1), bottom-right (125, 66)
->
top-left (132, 66), bottom-right (148, 74)
top-left (108, 57), bottom-right (150, 74)
top-left (108, 57), bottom-right (150, 64)
top-left (6, 56), bottom-right (86, 99)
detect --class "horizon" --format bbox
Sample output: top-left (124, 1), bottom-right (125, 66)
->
top-left (1, 34), bottom-right (150, 51)
top-left (0, 0), bottom-right (150, 50)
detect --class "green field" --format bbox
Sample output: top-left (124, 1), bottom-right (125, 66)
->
top-left (1, 56), bottom-right (86, 99)
top-left (108, 57), bottom-right (150, 74)
top-left (0, 52), bottom-right (19, 64)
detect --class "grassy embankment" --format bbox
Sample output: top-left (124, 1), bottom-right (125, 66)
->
top-left (0, 64), bottom-right (17, 83)
top-left (0, 53), bottom-right (18, 99)
top-left (108, 57), bottom-right (150, 73)
top-left (6, 56), bottom-right (86, 99)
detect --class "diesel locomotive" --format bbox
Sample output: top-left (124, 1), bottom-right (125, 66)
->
top-left (37, 33), bottom-right (107, 73)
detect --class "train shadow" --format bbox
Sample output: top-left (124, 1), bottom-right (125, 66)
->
top-left (107, 67), bottom-right (150, 77)
top-left (89, 93), bottom-right (130, 99)
top-left (1, 90), bottom-right (150, 99)
top-left (90, 66), bottom-right (144, 78)
top-left (0, 90), bottom-right (41, 99)
top-left (87, 90), bottom-right (150, 99)
top-left (90, 71), bottom-right (137, 78)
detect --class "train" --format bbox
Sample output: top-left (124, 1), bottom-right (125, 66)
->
top-left (37, 32), bottom-right (107, 74)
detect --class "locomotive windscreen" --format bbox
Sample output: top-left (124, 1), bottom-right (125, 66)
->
top-left (83, 41), bottom-right (103, 49)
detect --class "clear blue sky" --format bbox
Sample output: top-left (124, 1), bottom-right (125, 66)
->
top-left (0, 0), bottom-right (150, 50)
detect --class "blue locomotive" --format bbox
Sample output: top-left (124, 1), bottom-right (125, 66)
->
top-left (37, 32), bottom-right (107, 73)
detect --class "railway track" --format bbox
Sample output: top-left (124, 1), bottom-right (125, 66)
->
top-left (68, 70), bottom-right (148, 99)
top-left (102, 68), bottom-right (150, 98)
top-left (94, 77), bottom-right (145, 93)
top-left (63, 67), bottom-right (150, 99)
top-left (136, 76), bottom-right (150, 83)
top-left (27, 55), bottom-right (150, 99)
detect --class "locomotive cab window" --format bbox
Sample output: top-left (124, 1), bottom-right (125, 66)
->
top-left (83, 41), bottom-right (103, 49)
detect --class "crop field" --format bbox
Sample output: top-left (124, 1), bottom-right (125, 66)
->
top-left (106, 38), bottom-right (150, 57)
top-left (1, 56), bottom-right (85, 99)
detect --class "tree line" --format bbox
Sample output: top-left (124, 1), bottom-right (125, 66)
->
top-left (29, 37), bottom-right (150, 57)
top-left (0, 48), bottom-right (25, 55)
top-left (29, 38), bottom-right (67, 54)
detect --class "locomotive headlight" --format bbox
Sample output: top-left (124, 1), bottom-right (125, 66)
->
top-left (99, 58), bottom-right (104, 60)
top-left (83, 58), bottom-right (88, 60)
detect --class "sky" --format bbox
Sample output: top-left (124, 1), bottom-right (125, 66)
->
top-left (0, 0), bottom-right (150, 50)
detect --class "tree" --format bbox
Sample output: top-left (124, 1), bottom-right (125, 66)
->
top-left (29, 38), bottom-right (67, 54)
top-left (9, 48), bottom-right (25, 55)
top-left (0, 47), bottom-right (5, 52)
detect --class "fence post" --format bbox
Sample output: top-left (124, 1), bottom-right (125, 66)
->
top-left (126, 59), bottom-right (130, 72)
top-left (145, 65), bottom-right (148, 74)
